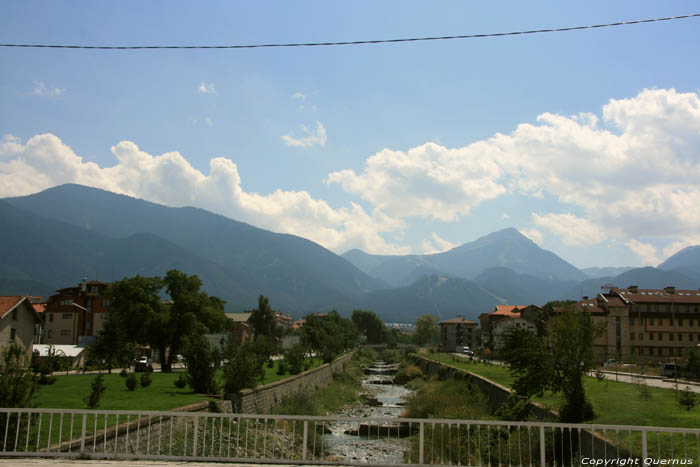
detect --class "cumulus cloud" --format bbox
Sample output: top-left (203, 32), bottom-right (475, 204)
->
top-left (198, 81), bottom-right (216, 94)
top-left (292, 92), bottom-right (306, 100)
top-left (328, 88), bottom-right (700, 253)
top-left (32, 81), bottom-right (64, 97)
top-left (282, 121), bottom-right (327, 147)
top-left (421, 233), bottom-right (459, 254)
top-left (500, 213), bottom-right (511, 221)
top-left (532, 213), bottom-right (606, 246)
top-left (519, 228), bottom-right (543, 245)
top-left (625, 239), bottom-right (661, 266)
top-left (0, 133), bottom-right (407, 255)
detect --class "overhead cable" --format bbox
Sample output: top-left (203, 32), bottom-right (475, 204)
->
top-left (1, 13), bottom-right (698, 51)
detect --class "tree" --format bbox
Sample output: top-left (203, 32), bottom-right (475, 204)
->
top-left (414, 315), bottom-right (439, 346)
top-left (108, 270), bottom-right (228, 372)
top-left (88, 313), bottom-right (133, 373)
top-left (302, 311), bottom-right (357, 363)
top-left (678, 386), bottom-right (697, 411)
top-left (182, 334), bottom-right (219, 394)
top-left (0, 344), bottom-right (36, 408)
top-left (501, 306), bottom-right (601, 423)
top-left (248, 295), bottom-right (279, 338)
top-left (222, 341), bottom-right (265, 396)
top-left (684, 346), bottom-right (700, 380)
top-left (352, 309), bottom-right (389, 344)
top-left (84, 374), bottom-right (106, 409)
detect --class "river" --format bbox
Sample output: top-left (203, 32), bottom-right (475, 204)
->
top-left (321, 360), bottom-right (413, 464)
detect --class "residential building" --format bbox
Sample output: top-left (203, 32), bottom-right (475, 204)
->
top-left (225, 312), bottom-right (255, 346)
top-left (571, 286), bottom-right (700, 363)
top-left (44, 279), bottom-right (111, 345)
top-left (479, 305), bottom-right (541, 350)
top-left (275, 311), bottom-right (294, 330)
top-left (0, 296), bottom-right (42, 357)
top-left (439, 316), bottom-right (478, 352)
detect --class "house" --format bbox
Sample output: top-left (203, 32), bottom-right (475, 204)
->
top-left (439, 316), bottom-right (478, 352)
top-left (569, 286), bottom-right (700, 363)
top-left (44, 279), bottom-right (111, 345)
top-left (0, 296), bottom-right (42, 357)
top-left (275, 311), bottom-right (294, 330)
top-left (479, 305), bottom-right (540, 350)
top-left (32, 343), bottom-right (87, 368)
top-left (225, 312), bottom-right (255, 346)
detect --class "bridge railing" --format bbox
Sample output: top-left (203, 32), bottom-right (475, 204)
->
top-left (1, 408), bottom-right (699, 466)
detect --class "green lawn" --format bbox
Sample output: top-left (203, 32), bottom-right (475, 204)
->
top-left (425, 353), bottom-right (700, 429)
top-left (34, 371), bottom-right (210, 411)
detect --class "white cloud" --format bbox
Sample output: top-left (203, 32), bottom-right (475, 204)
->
top-left (328, 88), bottom-right (700, 252)
top-left (292, 92), bottom-right (306, 100)
top-left (625, 239), bottom-right (661, 266)
top-left (0, 133), bottom-right (407, 255)
top-left (282, 121), bottom-right (327, 148)
top-left (32, 81), bottom-right (64, 97)
top-left (421, 233), bottom-right (459, 254)
top-left (198, 81), bottom-right (217, 94)
top-left (532, 213), bottom-right (606, 246)
top-left (519, 228), bottom-right (543, 245)
top-left (500, 213), bottom-right (511, 221)
top-left (192, 117), bottom-right (213, 127)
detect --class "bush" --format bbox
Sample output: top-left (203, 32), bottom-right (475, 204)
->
top-left (276, 361), bottom-right (288, 375)
top-left (84, 374), bottom-right (106, 409)
top-left (37, 374), bottom-right (57, 385)
top-left (174, 374), bottom-right (187, 389)
top-left (120, 368), bottom-right (128, 378)
top-left (182, 335), bottom-right (219, 394)
top-left (285, 344), bottom-right (306, 375)
top-left (208, 400), bottom-right (221, 413)
top-left (139, 372), bottom-right (152, 388)
top-left (125, 373), bottom-right (138, 391)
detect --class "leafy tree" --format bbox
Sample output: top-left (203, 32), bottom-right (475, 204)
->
top-left (302, 311), bottom-right (357, 363)
top-left (501, 306), bottom-right (601, 423)
top-left (222, 341), bottom-right (265, 396)
top-left (88, 313), bottom-right (133, 374)
top-left (684, 346), bottom-right (700, 380)
top-left (285, 343), bottom-right (306, 375)
top-left (414, 315), bottom-right (439, 346)
top-left (352, 309), bottom-right (389, 344)
top-left (84, 374), bottom-right (106, 409)
top-left (0, 344), bottom-right (36, 408)
top-left (108, 270), bottom-right (227, 372)
top-left (182, 334), bottom-right (219, 394)
top-left (248, 295), bottom-right (280, 338)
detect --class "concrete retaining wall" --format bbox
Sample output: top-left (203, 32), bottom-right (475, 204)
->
top-left (231, 352), bottom-right (354, 414)
top-left (411, 355), bottom-right (621, 460)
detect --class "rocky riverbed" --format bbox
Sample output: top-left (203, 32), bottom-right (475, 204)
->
top-left (322, 360), bottom-right (413, 464)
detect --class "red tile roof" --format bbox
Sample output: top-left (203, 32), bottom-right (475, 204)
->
top-left (0, 296), bottom-right (26, 319)
top-left (439, 317), bottom-right (477, 325)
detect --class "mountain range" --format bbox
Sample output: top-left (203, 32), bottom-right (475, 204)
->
top-left (2, 184), bottom-right (699, 322)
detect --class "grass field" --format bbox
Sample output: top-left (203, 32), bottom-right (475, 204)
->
top-left (426, 353), bottom-right (700, 429)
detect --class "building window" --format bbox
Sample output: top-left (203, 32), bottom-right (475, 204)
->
top-left (690, 334), bottom-right (694, 342)
top-left (47, 329), bottom-right (53, 339)
top-left (62, 313), bottom-right (72, 319)
top-left (669, 333), bottom-right (674, 341)
top-left (60, 299), bottom-right (72, 306)
top-left (691, 320), bottom-right (695, 327)
top-left (666, 304), bottom-right (671, 312)
top-left (639, 332), bottom-right (643, 341)
top-left (649, 333), bottom-right (654, 341)
top-left (102, 298), bottom-right (111, 306)
top-left (658, 333), bottom-right (663, 341)
top-left (60, 330), bottom-right (71, 336)
top-left (679, 319), bottom-right (683, 327)
top-left (49, 313), bottom-right (54, 322)
top-left (678, 333), bottom-right (682, 341)
top-left (9, 328), bottom-right (16, 342)
top-left (650, 318), bottom-right (654, 325)
top-left (655, 304), bottom-right (660, 312)
top-left (630, 332), bottom-right (635, 341)
top-left (630, 318), bottom-right (634, 326)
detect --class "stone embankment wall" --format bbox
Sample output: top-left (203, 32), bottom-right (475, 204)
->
top-left (411, 355), bottom-right (620, 460)
top-left (231, 352), bottom-right (354, 414)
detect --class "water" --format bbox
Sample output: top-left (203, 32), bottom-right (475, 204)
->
top-left (322, 361), bottom-right (413, 464)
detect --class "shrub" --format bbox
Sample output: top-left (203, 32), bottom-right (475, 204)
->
top-left (84, 374), bottom-right (106, 409)
top-left (208, 400), bottom-right (221, 413)
top-left (139, 372), bottom-right (152, 388)
top-left (120, 368), bottom-right (128, 378)
top-left (37, 374), bottom-right (57, 385)
top-left (276, 361), bottom-right (288, 375)
top-left (125, 373), bottom-right (138, 391)
top-left (182, 335), bottom-right (219, 394)
top-left (285, 344), bottom-right (306, 375)
top-left (174, 374), bottom-right (187, 389)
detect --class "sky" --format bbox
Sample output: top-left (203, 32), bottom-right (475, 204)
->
top-left (1, 1), bottom-right (700, 269)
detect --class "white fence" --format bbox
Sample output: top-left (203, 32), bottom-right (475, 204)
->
top-left (1, 408), bottom-right (699, 466)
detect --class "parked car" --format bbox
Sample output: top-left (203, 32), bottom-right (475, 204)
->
top-left (603, 359), bottom-right (618, 367)
top-left (462, 346), bottom-right (474, 356)
top-left (135, 356), bottom-right (153, 372)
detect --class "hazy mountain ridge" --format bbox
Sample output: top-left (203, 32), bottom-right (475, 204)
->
top-left (3, 184), bottom-right (699, 322)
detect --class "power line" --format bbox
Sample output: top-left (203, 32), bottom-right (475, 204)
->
top-left (1, 13), bottom-right (698, 51)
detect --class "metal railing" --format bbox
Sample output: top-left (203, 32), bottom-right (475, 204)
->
top-left (2, 408), bottom-right (699, 466)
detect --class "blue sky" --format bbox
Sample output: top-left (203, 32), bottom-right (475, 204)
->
top-left (1, 1), bottom-right (700, 269)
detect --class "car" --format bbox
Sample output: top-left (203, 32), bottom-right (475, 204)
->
top-left (135, 356), bottom-right (153, 372)
top-left (602, 359), bottom-right (618, 367)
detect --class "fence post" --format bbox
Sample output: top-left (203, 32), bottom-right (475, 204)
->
top-left (80, 414), bottom-right (87, 455)
top-left (641, 430), bottom-right (647, 461)
top-left (302, 421), bottom-right (308, 461)
top-left (193, 415), bottom-right (198, 457)
top-left (539, 426), bottom-right (546, 467)
top-left (419, 421), bottom-right (424, 465)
